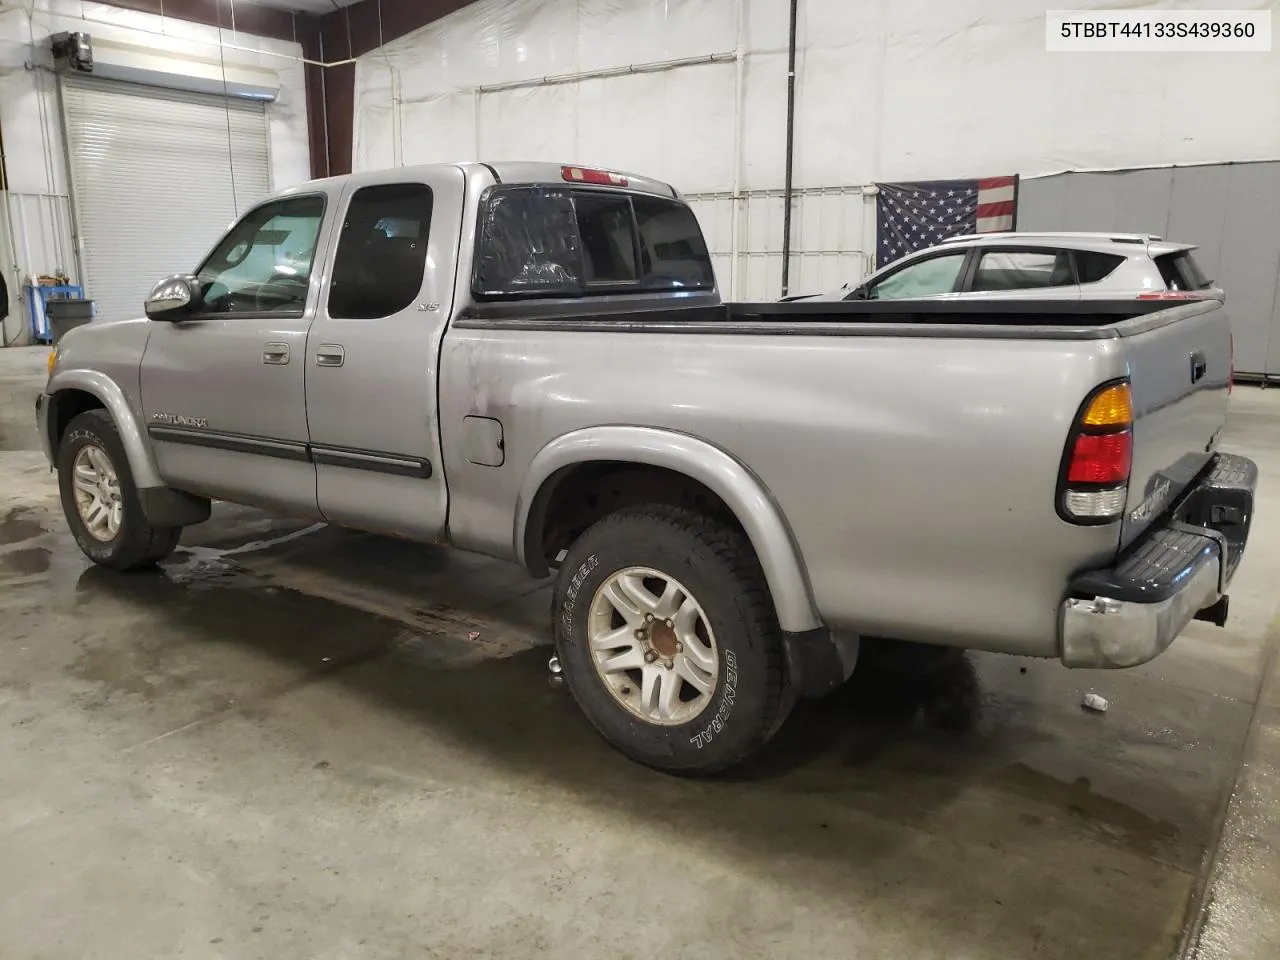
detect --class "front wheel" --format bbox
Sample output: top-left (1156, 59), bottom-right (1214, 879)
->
top-left (553, 504), bottom-right (791, 776)
top-left (57, 410), bottom-right (183, 571)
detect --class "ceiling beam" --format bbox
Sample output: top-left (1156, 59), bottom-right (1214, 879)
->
top-left (93, 1), bottom-right (299, 43)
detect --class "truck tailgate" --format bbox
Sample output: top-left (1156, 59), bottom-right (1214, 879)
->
top-left (1120, 299), bottom-right (1232, 548)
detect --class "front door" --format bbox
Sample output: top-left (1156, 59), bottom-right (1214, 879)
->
top-left (140, 192), bottom-right (333, 517)
top-left (303, 169), bottom-right (463, 540)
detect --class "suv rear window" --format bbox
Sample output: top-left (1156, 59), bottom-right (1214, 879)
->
top-left (1155, 250), bottom-right (1212, 291)
top-left (472, 186), bottom-right (714, 299)
top-left (1074, 250), bottom-right (1125, 284)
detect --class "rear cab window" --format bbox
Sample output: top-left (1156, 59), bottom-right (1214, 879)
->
top-left (1155, 250), bottom-right (1213, 291)
top-left (472, 185), bottom-right (715, 299)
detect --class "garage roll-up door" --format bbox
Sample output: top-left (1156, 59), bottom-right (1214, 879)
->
top-left (61, 78), bottom-right (271, 323)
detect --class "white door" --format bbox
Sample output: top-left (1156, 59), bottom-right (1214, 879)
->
top-left (60, 77), bottom-right (271, 323)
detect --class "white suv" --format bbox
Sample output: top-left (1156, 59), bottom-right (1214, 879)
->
top-left (796, 232), bottom-right (1224, 302)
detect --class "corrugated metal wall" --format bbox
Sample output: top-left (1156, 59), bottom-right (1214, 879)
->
top-left (1018, 163), bottom-right (1280, 377)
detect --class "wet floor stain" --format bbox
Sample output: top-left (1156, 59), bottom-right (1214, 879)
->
top-left (0, 546), bottom-right (50, 576)
top-left (55, 549), bottom-right (1203, 870)
top-left (0, 507), bottom-right (45, 546)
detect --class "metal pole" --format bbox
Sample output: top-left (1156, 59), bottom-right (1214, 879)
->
top-left (779, 0), bottom-right (799, 297)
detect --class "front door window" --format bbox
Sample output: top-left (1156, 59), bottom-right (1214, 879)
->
top-left (868, 253), bottom-right (967, 300)
top-left (196, 195), bottom-right (326, 316)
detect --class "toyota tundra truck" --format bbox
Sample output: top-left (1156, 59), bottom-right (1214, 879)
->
top-left (36, 161), bottom-right (1256, 776)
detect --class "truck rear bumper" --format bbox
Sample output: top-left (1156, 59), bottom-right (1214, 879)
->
top-left (1060, 453), bottom-right (1257, 669)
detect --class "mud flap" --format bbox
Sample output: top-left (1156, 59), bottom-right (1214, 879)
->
top-left (782, 628), bottom-right (859, 699)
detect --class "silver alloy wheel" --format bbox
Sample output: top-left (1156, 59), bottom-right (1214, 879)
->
top-left (587, 566), bottom-right (720, 726)
top-left (71, 444), bottom-right (123, 542)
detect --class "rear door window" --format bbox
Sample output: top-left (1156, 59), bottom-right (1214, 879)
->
top-left (472, 187), bottom-right (715, 299)
top-left (328, 183), bottom-right (433, 320)
top-left (971, 250), bottom-right (1075, 291)
top-left (868, 253), bottom-right (966, 300)
top-left (1155, 251), bottom-right (1212, 291)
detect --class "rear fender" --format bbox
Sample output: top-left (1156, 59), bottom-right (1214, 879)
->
top-left (515, 425), bottom-right (823, 634)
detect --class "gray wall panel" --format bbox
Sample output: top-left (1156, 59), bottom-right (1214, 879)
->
top-left (1020, 162), bottom-right (1280, 376)
top-left (1166, 166), bottom-right (1229, 284)
top-left (1214, 164), bottom-right (1280, 376)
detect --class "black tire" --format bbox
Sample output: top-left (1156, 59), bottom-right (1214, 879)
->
top-left (553, 504), bottom-right (791, 776)
top-left (57, 410), bottom-right (183, 571)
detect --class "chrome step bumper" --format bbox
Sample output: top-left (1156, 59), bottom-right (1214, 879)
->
top-left (1060, 453), bottom-right (1257, 669)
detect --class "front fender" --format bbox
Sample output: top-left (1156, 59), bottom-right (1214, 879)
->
top-left (45, 368), bottom-right (163, 489)
top-left (515, 425), bottom-right (823, 634)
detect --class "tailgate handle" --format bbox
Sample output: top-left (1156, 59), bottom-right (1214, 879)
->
top-left (1190, 351), bottom-right (1207, 384)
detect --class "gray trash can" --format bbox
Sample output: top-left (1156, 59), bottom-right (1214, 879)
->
top-left (45, 298), bottom-right (94, 344)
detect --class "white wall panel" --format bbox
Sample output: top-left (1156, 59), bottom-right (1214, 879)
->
top-left (399, 93), bottom-right (479, 165)
top-left (352, 0), bottom-right (1280, 300)
top-left (575, 0), bottom-right (735, 71)
top-left (686, 186), bottom-right (873, 300)
top-left (571, 64), bottom-right (736, 188)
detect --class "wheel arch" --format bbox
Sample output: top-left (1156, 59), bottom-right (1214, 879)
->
top-left (46, 369), bottom-right (163, 489)
top-left (515, 426), bottom-right (822, 634)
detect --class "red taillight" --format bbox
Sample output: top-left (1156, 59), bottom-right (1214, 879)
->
top-left (562, 166), bottom-right (628, 187)
top-left (1059, 380), bottom-right (1134, 524)
top-left (1137, 291), bottom-right (1206, 301)
top-left (1067, 430), bottom-right (1133, 484)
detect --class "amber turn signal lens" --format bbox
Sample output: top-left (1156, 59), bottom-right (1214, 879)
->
top-left (1081, 383), bottom-right (1132, 427)
top-left (47, 350), bottom-right (57, 377)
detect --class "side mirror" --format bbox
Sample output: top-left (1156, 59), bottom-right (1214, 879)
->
top-left (144, 275), bottom-right (198, 320)
top-left (847, 285), bottom-right (869, 301)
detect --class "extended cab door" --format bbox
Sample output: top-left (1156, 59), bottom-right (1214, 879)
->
top-left (302, 168), bottom-right (463, 540)
top-left (139, 191), bottom-right (335, 517)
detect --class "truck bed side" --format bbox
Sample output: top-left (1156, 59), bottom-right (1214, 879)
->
top-left (439, 313), bottom-right (1145, 657)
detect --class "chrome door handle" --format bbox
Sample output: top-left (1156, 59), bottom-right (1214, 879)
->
top-left (315, 344), bottom-right (345, 367)
top-left (263, 342), bottom-right (290, 365)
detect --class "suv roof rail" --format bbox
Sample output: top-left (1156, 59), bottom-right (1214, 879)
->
top-left (939, 230), bottom-right (1165, 245)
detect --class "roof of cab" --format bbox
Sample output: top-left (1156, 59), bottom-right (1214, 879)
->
top-left (293, 161), bottom-right (679, 199)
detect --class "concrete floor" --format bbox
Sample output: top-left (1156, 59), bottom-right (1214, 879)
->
top-left (2, 344), bottom-right (1278, 959)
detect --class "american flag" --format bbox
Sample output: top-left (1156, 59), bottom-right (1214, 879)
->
top-left (875, 175), bottom-right (1018, 268)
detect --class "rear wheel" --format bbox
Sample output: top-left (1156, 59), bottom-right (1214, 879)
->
top-left (57, 410), bottom-right (183, 571)
top-left (553, 504), bottom-right (791, 776)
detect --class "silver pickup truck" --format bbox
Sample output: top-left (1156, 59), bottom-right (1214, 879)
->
top-left (36, 161), bottom-right (1257, 776)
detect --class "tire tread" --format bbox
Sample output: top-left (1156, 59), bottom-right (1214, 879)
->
top-left (557, 502), bottom-right (791, 776)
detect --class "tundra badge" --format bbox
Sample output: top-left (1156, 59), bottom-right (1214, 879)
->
top-left (151, 412), bottom-right (209, 429)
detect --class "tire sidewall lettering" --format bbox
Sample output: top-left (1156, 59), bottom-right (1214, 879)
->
top-left (690, 648), bottom-right (737, 750)
top-left (560, 553), bottom-right (599, 635)
top-left (60, 426), bottom-right (122, 556)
